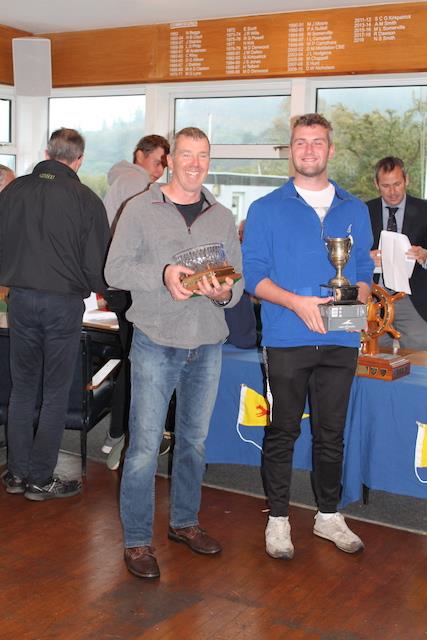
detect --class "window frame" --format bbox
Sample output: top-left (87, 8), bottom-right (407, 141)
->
top-left (164, 79), bottom-right (292, 160)
top-left (0, 86), bottom-right (15, 162)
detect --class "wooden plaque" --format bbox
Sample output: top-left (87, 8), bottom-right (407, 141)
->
top-left (181, 265), bottom-right (241, 292)
top-left (357, 353), bottom-right (411, 381)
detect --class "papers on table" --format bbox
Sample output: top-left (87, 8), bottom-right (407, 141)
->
top-left (83, 292), bottom-right (118, 329)
top-left (83, 309), bottom-right (118, 325)
top-left (378, 230), bottom-right (415, 294)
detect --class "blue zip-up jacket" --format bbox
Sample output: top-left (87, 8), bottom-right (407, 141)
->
top-left (243, 178), bottom-right (374, 348)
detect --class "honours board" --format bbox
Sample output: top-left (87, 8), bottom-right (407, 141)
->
top-left (158, 3), bottom-right (426, 81)
top-left (42, 2), bottom-right (427, 87)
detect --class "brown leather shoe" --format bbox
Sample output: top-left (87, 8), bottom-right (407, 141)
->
top-left (124, 546), bottom-right (160, 579)
top-left (168, 525), bottom-right (222, 555)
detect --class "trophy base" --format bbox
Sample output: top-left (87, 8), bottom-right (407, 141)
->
top-left (356, 353), bottom-right (411, 380)
top-left (319, 301), bottom-right (367, 331)
top-left (181, 266), bottom-right (242, 292)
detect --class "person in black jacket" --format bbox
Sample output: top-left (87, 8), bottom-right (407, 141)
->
top-left (367, 156), bottom-right (427, 350)
top-left (0, 128), bottom-right (110, 501)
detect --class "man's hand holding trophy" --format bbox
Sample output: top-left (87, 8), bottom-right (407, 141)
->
top-left (165, 242), bottom-right (241, 303)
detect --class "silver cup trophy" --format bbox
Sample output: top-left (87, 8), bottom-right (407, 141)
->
top-left (319, 236), bottom-right (367, 331)
top-left (173, 243), bottom-right (241, 292)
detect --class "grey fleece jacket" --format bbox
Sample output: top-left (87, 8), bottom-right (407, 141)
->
top-left (104, 182), bottom-right (244, 349)
top-left (103, 160), bottom-right (150, 226)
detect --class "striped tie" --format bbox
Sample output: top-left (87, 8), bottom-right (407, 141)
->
top-left (386, 206), bottom-right (398, 233)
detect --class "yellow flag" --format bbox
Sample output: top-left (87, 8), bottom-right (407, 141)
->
top-left (415, 422), bottom-right (427, 468)
top-left (238, 385), bottom-right (270, 427)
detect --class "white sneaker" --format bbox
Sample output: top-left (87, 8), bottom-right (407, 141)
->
top-left (106, 434), bottom-right (126, 471)
top-left (313, 512), bottom-right (364, 553)
top-left (101, 432), bottom-right (125, 455)
top-left (265, 516), bottom-right (294, 559)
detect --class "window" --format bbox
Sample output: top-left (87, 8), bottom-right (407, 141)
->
top-left (317, 85), bottom-right (427, 200)
top-left (0, 99), bottom-right (11, 144)
top-left (49, 94), bottom-right (146, 197)
top-left (174, 93), bottom-right (290, 225)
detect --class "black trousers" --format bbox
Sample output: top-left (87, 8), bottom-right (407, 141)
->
top-left (103, 290), bottom-right (133, 439)
top-left (7, 287), bottom-right (83, 485)
top-left (263, 345), bottom-right (358, 516)
top-left (103, 290), bottom-right (177, 440)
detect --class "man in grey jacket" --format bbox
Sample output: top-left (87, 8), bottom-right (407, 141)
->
top-left (105, 127), bottom-right (243, 580)
top-left (101, 134), bottom-right (170, 467)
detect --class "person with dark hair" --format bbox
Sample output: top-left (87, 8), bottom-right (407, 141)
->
top-left (367, 156), bottom-right (427, 350)
top-left (101, 134), bottom-right (170, 468)
top-left (105, 126), bottom-right (243, 579)
top-left (0, 128), bottom-right (110, 501)
top-left (0, 165), bottom-right (15, 192)
top-left (243, 113), bottom-right (373, 560)
top-left (104, 134), bottom-right (170, 227)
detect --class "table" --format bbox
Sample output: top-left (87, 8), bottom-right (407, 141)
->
top-left (206, 345), bottom-right (427, 506)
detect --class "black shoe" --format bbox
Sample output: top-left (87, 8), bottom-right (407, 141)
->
top-left (2, 470), bottom-right (26, 494)
top-left (24, 477), bottom-right (82, 502)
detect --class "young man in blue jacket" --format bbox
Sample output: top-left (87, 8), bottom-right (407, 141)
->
top-left (243, 113), bottom-right (373, 559)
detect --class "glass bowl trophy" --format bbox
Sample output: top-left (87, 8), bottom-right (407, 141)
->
top-left (319, 236), bottom-right (367, 331)
top-left (173, 243), bottom-right (241, 292)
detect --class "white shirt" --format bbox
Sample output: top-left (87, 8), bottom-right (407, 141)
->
top-left (295, 183), bottom-right (335, 221)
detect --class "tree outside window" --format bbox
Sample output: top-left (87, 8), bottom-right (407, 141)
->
top-left (317, 86), bottom-right (427, 201)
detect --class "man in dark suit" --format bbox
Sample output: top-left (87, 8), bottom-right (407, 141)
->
top-left (367, 156), bottom-right (427, 350)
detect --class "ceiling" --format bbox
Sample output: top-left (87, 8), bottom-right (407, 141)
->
top-left (1, 0), bottom-right (418, 34)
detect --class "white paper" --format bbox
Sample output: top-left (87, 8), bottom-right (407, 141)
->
top-left (82, 292), bottom-right (119, 327)
top-left (379, 230), bottom-right (415, 294)
top-left (84, 291), bottom-right (98, 311)
top-left (83, 309), bottom-right (118, 323)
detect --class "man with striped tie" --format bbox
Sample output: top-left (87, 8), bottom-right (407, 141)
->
top-left (367, 156), bottom-right (427, 350)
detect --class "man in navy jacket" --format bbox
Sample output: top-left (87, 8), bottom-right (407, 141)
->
top-left (243, 113), bottom-right (373, 560)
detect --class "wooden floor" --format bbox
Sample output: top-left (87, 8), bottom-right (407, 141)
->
top-left (1, 458), bottom-right (426, 640)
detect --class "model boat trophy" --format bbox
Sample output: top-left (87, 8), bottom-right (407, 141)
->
top-left (173, 242), bottom-right (241, 293)
top-left (319, 236), bottom-right (367, 331)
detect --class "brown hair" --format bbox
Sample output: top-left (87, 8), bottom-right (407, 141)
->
top-left (133, 134), bottom-right (170, 164)
top-left (291, 113), bottom-right (333, 145)
top-left (374, 156), bottom-right (406, 183)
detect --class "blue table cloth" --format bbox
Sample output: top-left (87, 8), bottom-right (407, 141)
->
top-left (206, 345), bottom-right (427, 506)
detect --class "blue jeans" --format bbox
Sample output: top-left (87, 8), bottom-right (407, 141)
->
top-left (120, 328), bottom-right (222, 548)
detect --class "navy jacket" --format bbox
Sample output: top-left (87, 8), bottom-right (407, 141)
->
top-left (367, 193), bottom-right (427, 321)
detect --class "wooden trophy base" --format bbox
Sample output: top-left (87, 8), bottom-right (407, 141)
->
top-left (181, 265), bottom-right (241, 292)
top-left (356, 353), bottom-right (411, 381)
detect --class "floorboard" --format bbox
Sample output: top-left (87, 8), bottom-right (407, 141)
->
top-left (1, 457), bottom-right (426, 640)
